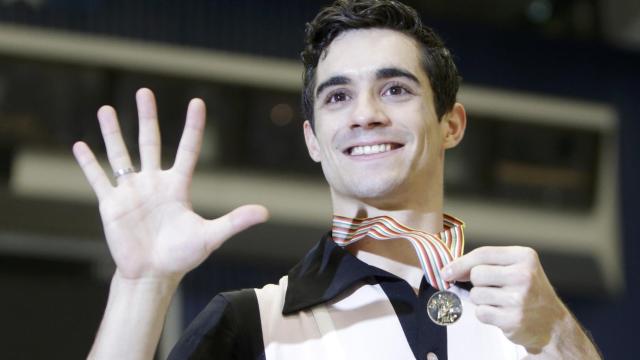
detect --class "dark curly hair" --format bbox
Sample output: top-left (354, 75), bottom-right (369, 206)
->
top-left (301, 0), bottom-right (460, 126)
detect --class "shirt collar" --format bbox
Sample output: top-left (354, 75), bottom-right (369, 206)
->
top-left (282, 231), bottom-right (397, 315)
top-left (282, 226), bottom-right (473, 315)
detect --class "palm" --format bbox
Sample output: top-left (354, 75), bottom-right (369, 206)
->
top-left (99, 172), bottom-right (203, 278)
top-left (73, 89), bottom-right (267, 280)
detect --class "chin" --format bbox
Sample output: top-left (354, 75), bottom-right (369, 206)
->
top-left (343, 177), bottom-right (406, 204)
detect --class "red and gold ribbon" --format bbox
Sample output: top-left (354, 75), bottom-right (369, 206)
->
top-left (332, 214), bottom-right (465, 290)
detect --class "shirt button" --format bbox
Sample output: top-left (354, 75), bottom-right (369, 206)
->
top-left (426, 352), bottom-right (438, 360)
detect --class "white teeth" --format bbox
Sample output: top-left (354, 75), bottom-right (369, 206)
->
top-left (349, 143), bottom-right (394, 156)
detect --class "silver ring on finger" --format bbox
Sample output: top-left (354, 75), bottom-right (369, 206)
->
top-left (113, 167), bottom-right (136, 180)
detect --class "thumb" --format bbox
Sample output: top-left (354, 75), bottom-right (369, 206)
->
top-left (202, 204), bottom-right (270, 252)
top-left (441, 258), bottom-right (472, 283)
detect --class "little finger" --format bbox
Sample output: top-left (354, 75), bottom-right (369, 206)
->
top-left (173, 98), bottom-right (206, 178)
top-left (475, 304), bottom-right (514, 331)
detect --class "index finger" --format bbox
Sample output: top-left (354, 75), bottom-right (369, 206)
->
top-left (442, 246), bottom-right (528, 282)
top-left (172, 98), bottom-right (206, 177)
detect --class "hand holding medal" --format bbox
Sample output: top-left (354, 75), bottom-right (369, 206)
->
top-left (441, 246), bottom-right (576, 353)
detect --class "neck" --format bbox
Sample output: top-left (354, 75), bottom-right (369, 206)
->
top-left (331, 183), bottom-right (444, 232)
top-left (331, 192), bottom-right (444, 292)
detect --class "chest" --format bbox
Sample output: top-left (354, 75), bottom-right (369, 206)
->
top-left (255, 277), bottom-right (525, 360)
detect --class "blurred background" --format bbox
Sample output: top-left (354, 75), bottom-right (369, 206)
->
top-left (0, 0), bottom-right (638, 358)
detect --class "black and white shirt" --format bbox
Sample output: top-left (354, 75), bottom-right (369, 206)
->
top-left (169, 234), bottom-right (525, 360)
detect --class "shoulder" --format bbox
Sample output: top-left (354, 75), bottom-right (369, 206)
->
top-left (168, 289), bottom-right (265, 360)
top-left (254, 276), bottom-right (289, 313)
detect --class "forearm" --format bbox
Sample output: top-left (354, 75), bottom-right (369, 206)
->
top-left (527, 306), bottom-right (601, 360)
top-left (87, 271), bottom-right (181, 360)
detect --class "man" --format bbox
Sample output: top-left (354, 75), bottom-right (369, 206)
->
top-left (74, 1), bottom-right (601, 359)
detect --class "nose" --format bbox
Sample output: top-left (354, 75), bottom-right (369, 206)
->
top-left (350, 92), bottom-right (390, 129)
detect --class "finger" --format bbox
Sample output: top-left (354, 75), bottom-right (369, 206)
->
top-left (469, 264), bottom-right (515, 287)
top-left (173, 98), bottom-right (206, 177)
top-left (136, 88), bottom-right (161, 170)
top-left (97, 106), bottom-right (134, 175)
top-left (469, 286), bottom-right (522, 307)
top-left (475, 304), bottom-right (514, 330)
top-left (72, 141), bottom-right (112, 200)
top-left (200, 205), bottom-right (269, 253)
top-left (443, 246), bottom-right (530, 282)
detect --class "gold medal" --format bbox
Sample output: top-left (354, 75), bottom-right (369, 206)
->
top-left (427, 290), bottom-right (462, 326)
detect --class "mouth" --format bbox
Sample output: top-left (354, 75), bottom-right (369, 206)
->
top-left (344, 143), bottom-right (404, 156)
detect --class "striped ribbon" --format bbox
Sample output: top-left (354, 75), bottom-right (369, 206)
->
top-left (332, 214), bottom-right (465, 290)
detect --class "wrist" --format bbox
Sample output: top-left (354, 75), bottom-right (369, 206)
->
top-left (532, 305), bottom-right (601, 360)
top-left (88, 271), bottom-right (183, 360)
top-left (110, 270), bottom-right (181, 303)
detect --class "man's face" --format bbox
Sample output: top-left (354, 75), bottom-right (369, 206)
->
top-left (304, 28), bottom-right (453, 209)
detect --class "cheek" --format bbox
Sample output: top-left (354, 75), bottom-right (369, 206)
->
top-left (314, 119), bottom-right (341, 150)
top-left (314, 130), bottom-right (338, 160)
top-left (414, 118), bottom-right (443, 161)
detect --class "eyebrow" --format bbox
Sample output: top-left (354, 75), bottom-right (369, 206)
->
top-left (375, 67), bottom-right (420, 84)
top-left (314, 67), bottom-right (421, 99)
top-left (315, 75), bottom-right (350, 99)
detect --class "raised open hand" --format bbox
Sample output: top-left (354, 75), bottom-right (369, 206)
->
top-left (73, 88), bottom-right (268, 281)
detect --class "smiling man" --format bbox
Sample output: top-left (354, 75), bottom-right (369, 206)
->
top-left (304, 28), bottom-right (460, 222)
top-left (76, 1), bottom-right (601, 359)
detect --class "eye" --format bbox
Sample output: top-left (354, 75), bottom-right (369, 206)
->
top-left (382, 83), bottom-right (412, 97)
top-left (325, 91), bottom-right (350, 104)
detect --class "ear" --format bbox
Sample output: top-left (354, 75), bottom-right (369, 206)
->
top-left (441, 102), bottom-right (467, 149)
top-left (303, 120), bottom-right (322, 162)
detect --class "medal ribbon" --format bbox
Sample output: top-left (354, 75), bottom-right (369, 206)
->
top-left (332, 214), bottom-right (465, 290)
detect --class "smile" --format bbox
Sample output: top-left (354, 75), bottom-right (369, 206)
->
top-left (347, 143), bottom-right (402, 156)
